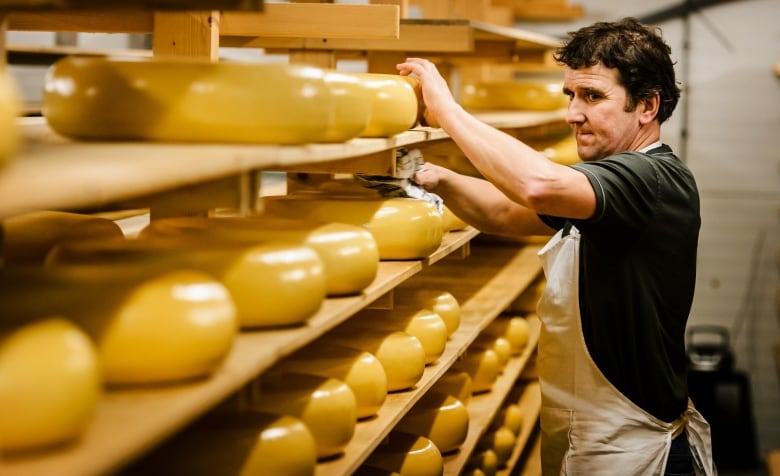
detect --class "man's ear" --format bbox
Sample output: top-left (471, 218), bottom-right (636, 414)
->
top-left (639, 93), bottom-right (660, 125)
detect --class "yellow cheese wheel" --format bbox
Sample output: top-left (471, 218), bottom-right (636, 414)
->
top-left (478, 426), bottom-right (516, 468)
top-left (43, 57), bottom-right (335, 144)
top-left (324, 328), bottom-right (426, 392)
top-left (395, 390), bottom-right (469, 454)
top-left (354, 467), bottom-right (402, 476)
top-left (483, 315), bottom-right (530, 355)
top-left (431, 369), bottom-right (473, 405)
top-left (473, 333), bottom-right (512, 367)
top-left (493, 403), bottom-right (524, 436)
top-left (263, 195), bottom-right (444, 260)
top-left (322, 70), bottom-right (373, 142)
top-left (353, 308), bottom-right (448, 365)
top-left (3, 210), bottom-right (125, 266)
top-left (0, 317), bottom-right (101, 453)
top-left (442, 205), bottom-right (469, 232)
top-left (140, 215), bottom-right (378, 296)
top-left (130, 412), bottom-right (317, 476)
top-left (465, 449), bottom-right (498, 476)
top-left (248, 372), bottom-right (357, 460)
top-left (394, 288), bottom-right (461, 337)
top-left (460, 79), bottom-right (567, 111)
top-left (363, 431), bottom-right (444, 476)
top-left (543, 133), bottom-right (581, 165)
top-left (0, 265), bottom-right (238, 385)
top-left (48, 236), bottom-right (326, 329)
top-left (0, 69), bottom-right (21, 168)
top-left (356, 73), bottom-right (421, 137)
top-left (274, 343), bottom-right (387, 420)
top-left (452, 347), bottom-right (500, 394)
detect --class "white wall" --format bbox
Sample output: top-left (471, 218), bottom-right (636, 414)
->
top-left (519, 0), bottom-right (780, 459)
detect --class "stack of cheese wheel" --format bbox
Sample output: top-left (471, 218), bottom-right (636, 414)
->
top-left (262, 195), bottom-right (444, 260)
top-left (322, 326), bottom-right (426, 392)
top-left (459, 77), bottom-right (567, 112)
top-left (273, 342), bottom-right (388, 420)
top-left (139, 215), bottom-right (378, 296)
top-left (236, 371), bottom-right (357, 460)
top-left (0, 265), bottom-right (237, 386)
top-left (0, 69), bottom-right (21, 168)
top-left (128, 412), bottom-right (318, 476)
top-left (393, 288), bottom-right (461, 338)
top-left (361, 430), bottom-right (444, 476)
top-left (452, 345), bottom-right (501, 394)
top-left (395, 390), bottom-right (469, 454)
top-left (43, 57), bottom-right (423, 144)
top-left (351, 307), bottom-right (448, 365)
top-left (0, 316), bottom-right (101, 453)
top-left (3, 210), bottom-right (125, 266)
top-left (47, 236), bottom-right (326, 329)
top-left (473, 332), bottom-right (513, 368)
top-left (492, 402), bottom-right (525, 437)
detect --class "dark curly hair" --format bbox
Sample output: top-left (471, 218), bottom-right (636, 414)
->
top-left (553, 17), bottom-right (681, 124)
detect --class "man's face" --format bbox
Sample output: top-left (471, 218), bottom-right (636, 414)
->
top-left (562, 63), bottom-right (644, 161)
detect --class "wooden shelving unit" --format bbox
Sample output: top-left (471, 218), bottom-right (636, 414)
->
top-left (0, 2), bottom-right (564, 474)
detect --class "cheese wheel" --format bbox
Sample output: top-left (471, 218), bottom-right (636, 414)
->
top-left (0, 265), bottom-right (237, 385)
top-left (140, 215), bottom-right (378, 296)
top-left (460, 79), bottom-right (567, 111)
top-left (395, 390), bottom-right (469, 454)
top-left (0, 69), bottom-right (21, 168)
top-left (321, 70), bottom-right (373, 142)
top-left (543, 133), bottom-right (580, 165)
top-left (48, 236), bottom-right (326, 329)
top-left (0, 317), bottom-right (101, 452)
top-left (473, 333), bottom-right (512, 367)
top-left (354, 467), bottom-right (402, 476)
top-left (431, 369), bottom-right (473, 405)
top-left (263, 195), bottom-right (443, 260)
top-left (493, 403), bottom-right (524, 436)
top-left (275, 343), bottom-right (387, 420)
top-left (324, 328), bottom-right (426, 392)
top-left (478, 426), bottom-right (516, 468)
top-left (247, 372), bottom-right (357, 459)
top-left (466, 449), bottom-right (498, 476)
top-left (363, 431), bottom-right (443, 476)
top-left (353, 308), bottom-right (447, 365)
top-left (442, 205), bottom-right (469, 232)
top-left (356, 73), bottom-right (421, 137)
top-left (3, 210), bottom-right (125, 266)
top-left (130, 413), bottom-right (317, 476)
top-left (452, 347), bottom-right (500, 394)
top-left (43, 57), bottom-right (335, 144)
top-left (483, 316), bottom-right (530, 355)
top-left (394, 288), bottom-right (461, 337)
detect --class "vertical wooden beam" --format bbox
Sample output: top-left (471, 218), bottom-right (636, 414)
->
top-left (152, 10), bottom-right (220, 60)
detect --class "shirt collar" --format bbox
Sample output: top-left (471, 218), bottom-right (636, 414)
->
top-left (638, 141), bottom-right (663, 154)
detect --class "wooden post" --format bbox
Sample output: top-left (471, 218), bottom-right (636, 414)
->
top-left (152, 10), bottom-right (220, 60)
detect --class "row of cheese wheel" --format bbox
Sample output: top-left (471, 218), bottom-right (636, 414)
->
top-left (43, 57), bottom-right (423, 144)
top-left (125, 311), bottom-right (532, 475)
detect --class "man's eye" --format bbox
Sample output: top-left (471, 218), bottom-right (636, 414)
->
top-left (587, 93), bottom-right (601, 101)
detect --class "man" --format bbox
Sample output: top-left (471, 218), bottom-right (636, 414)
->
top-left (397, 17), bottom-right (716, 475)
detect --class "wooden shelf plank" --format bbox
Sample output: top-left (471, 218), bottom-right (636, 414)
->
top-left (0, 0), bottom-right (262, 11)
top-left (0, 109), bottom-right (565, 219)
top-left (5, 3), bottom-right (398, 39)
top-left (442, 316), bottom-right (541, 475)
top-left (0, 230), bottom-right (480, 476)
top-left (498, 380), bottom-right (542, 475)
top-left (316, 244), bottom-right (542, 476)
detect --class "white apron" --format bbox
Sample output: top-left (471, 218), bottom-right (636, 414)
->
top-left (536, 225), bottom-right (716, 476)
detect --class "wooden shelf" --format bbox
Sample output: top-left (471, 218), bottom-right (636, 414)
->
top-left (0, 0), bottom-right (263, 11)
top-left (0, 229), bottom-right (483, 476)
top-left (443, 317), bottom-right (541, 475)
